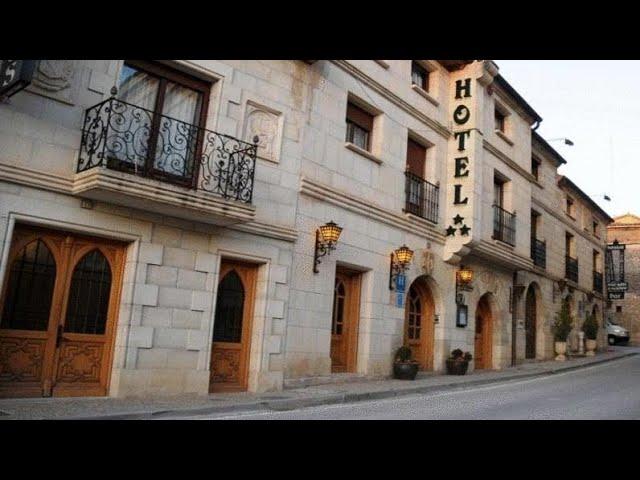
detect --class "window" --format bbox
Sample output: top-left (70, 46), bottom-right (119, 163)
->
top-left (565, 232), bottom-right (575, 257)
top-left (592, 220), bottom-right (600, 237)
top-left (531, 210), bottom-right (540, 239)
top-left (494, 108), bottom-right (506, 133)
top-left (345, 101), bottom-right (373, 151)
top-left (113, 60), bottom-right (210, 182)
top-left (593, 250), bottom-right (601, 272)
top-left (493, 177), bottom-right (505, 207)
top-left (616, 306), bottom-right (622, 313)
top-left (566, 196), bottom-right (575, 217)
top-left (531, 157), bottom-right (541, 180)
top-left (411, 61), bottom-right (429, 91)
top-left (406, 138), bottom-right (426, 178)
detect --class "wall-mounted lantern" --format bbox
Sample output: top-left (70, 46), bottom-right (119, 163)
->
top-left (313, 221), bottom-right (343, 273)
top-left (389, 244), bottom-right (414, 290)
top-left (455, 265), bottom-right (473, 306)
top-left (456, 265), bottom-right (474, 290)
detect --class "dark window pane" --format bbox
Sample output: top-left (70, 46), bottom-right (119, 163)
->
top-left (1, 239), bottom-right (56, 331)
top-left (213, 271), bottom-right (245, 343)
top-left (65, 250), bottom-right (112, 335)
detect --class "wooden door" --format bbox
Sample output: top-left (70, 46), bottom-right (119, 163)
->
top-left (474, 297), bottom-right (493, 370)
top-left (525, 287), bottom-right (537, 359)
top-left (330, 268), bottom-right (361, 373)
top-left (404, 281), bottom-right (434, 370)
top-left (209, 260), bottom-right (257, 392)
top-left (0, 225), bottom-right (126, 398)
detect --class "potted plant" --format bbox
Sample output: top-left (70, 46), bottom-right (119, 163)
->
top-left (446, 348), bottom-right (473, 375)
top-left (392, 346), bottom-right (419, 380)
top-left (582, 312), bottom-right (598, 356)
top-left (552, 301), bottom-right (573, 361)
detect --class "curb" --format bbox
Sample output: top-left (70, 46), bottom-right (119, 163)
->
top-left (65, 352), bottom-right (638, 420)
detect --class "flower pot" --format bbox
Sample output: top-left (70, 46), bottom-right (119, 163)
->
top-left (393, 362), bottom-right (419, 380)
top-left (446, 359), bottom-right (469, 375)
top-left (585, 338), bottom-right (597, 356)
top-left (555, 341), bottom-right (567, 361)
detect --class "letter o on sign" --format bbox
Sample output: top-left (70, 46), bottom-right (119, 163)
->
top-left (453, 105), bottom-right (470, 125)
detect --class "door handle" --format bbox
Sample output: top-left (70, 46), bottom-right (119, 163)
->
top-left (56, 325), bottom-right (64, 349)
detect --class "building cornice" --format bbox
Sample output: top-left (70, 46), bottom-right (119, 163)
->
top-left (330, 60), bottom-right (451, 139)
top-left (300, 176), bottom-right (445, 245)
top-left (0, 162), bottom-right (297, 243)
top-left (482, 140), bottom-right (537, 184)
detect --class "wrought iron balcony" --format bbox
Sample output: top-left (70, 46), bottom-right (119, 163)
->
top-left (531, 238), bottom-right (546, 269)
top-left (404, 171), bottom-right (439, 224)
top-left (593, 270), bottom-right (603, 293)
top-left (492, 205), bottom-right (516, 246)
top-left (565, 255), bottom-right (579, 283)
top-left (78, 97), bottom-right (258, 204)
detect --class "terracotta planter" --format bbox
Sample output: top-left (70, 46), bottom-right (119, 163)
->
top-left (446, 359), bottom-right (469, 375)
top-left (393, 362), bottom-right (419, 380)
top-left (585, 339), bottom-right (597, 356)
top-left (555, 341), bottom-right (567, 361)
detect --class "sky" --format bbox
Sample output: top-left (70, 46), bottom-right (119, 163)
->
top-left (495, 60), bottom-right (639, 219)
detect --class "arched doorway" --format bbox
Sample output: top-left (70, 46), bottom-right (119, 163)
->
top-left (475, 294), bottom-right (494, 370)
top-left (525, 285), bottom-right (537, 359)
top-left (404, 276), bottom-right (435, 371)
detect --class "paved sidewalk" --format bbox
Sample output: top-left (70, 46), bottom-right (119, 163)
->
top-left (0, 347), bottom-right (636, 420)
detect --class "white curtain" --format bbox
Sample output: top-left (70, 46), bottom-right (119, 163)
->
top-left (110, 65), bottom-right (159, 169)
top-left (154, 82), bottom-right (201, 178)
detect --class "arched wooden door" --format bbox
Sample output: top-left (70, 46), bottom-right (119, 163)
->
top-left (209, 260), bottom-right (257, 392)
top-left (404, 278), bottom-right (435, 371)
top-left (474, 295), bottom-right (493, 370)
top-left (330, 267), bottom-right (362, 373)
top-left (0, 225), bottom-right (126, 398)
top-left (525, 286), bottom-right (537, 359)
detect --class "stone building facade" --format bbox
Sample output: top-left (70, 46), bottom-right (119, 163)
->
top-left (0, 59), bottom-right (612, 398)
top-left (607, 213), bottom-right (640, 345)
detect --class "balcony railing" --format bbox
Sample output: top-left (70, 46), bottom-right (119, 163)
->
top-left (565, 255), bottom-right (579, 283)
top-left (593, 270), bottom-right (603, 293)
top-left (492, 205), bottom-right (516, 246)
top-left (78, 97), bottom-right (258, 203)
top-left (404, 171), bottom-right (439, 224)
top-left (531, 238), bottom-right (546, 269)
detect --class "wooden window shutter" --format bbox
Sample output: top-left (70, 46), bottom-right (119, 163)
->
top-left (346, 102), bottom-right (374, 132)
top-left (406, 138), bottom-right (426, 177)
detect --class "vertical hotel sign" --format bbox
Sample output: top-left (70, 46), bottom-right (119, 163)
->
top-left (445, 78), bottom-right (473, 239)
top-left (606, 240), bottom-right (627, 299)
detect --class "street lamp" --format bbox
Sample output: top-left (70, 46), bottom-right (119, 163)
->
top-left (546, 137), bottom-right (574, 146)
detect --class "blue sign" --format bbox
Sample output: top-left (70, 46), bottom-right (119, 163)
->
top-left (396, 273), bottom-right (406, 293)
top-left (396, 292), bottom-right (404, 308)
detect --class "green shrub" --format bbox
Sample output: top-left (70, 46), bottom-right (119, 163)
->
top-left (582, 312), bottom-right (598, 340)
top-left (395, 346), bottom-right (413, 363)
top-left (448, 349), bottom-right (472, 361)
top-left (552, 301), bottom-right (573, 342)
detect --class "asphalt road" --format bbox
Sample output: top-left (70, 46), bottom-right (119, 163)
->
top-left (172, 352), bottom-right (640, 420)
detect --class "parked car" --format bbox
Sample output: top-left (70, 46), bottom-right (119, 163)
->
top-left (605, 319), bottom-right (630, 345)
